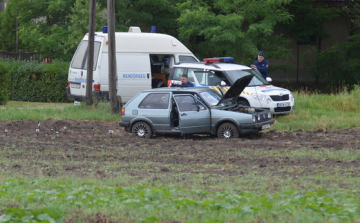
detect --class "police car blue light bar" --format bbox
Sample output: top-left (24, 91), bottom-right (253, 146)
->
top-left (203, 57), bottom-right (234, 63)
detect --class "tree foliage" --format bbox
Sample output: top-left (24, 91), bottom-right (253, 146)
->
top-left (176, 0), bottom-right (293, 64)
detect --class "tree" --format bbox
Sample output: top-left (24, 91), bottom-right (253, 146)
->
top-left (95, 0), bottom-right (181, 35)
top-left (66, 0), bottom-right (106, 59)
top-left (0, 0), bottom-right (106, 61)
top-left (176, 0), bottom-right (293, 64)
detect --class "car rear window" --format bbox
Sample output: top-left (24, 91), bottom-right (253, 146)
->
top-left (138, 93), bottom-right (170, 109)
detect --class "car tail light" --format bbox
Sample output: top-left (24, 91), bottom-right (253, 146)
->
top-left (167, 80), bottom-right (172, 87)
top-left (67, 82), bottom-right (70, 87)
top-left (94, 84), bottom-right (100, 91)
top-left (121, 108), bottom-right (125, 116)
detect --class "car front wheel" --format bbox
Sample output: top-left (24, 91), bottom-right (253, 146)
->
top-left (217, 123), bottom-right (239, 139)
top-left (131, 122), bottom-right (153, 138)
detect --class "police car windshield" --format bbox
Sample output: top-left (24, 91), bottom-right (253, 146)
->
top-left (225, 69), bottom-right (269, 86)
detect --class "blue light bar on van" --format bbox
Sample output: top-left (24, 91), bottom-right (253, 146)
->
top-left (102, 26), bottom-right (108, 33)
top-left (203, 57), bottom-right (234, 63)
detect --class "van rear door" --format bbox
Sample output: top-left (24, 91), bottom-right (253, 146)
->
top-left (117, 53), bottom-right (152, 103)
top-left (68, 37), bottom-right (102, 99)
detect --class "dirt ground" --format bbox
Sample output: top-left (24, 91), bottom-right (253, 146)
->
top-left (0, 119), bottom-right (360, 180)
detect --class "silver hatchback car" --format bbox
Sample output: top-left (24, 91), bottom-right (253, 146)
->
top-left (119, 75), bottom-right (274, 139)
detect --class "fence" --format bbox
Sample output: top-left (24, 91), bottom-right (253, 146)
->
top-left (0, 50), bottom-right (43, 62)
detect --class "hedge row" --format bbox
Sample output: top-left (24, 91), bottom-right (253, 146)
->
top-left (0, 59), bottom-right (69, 104)
top-left (0, 61), bottom-right (10, 104)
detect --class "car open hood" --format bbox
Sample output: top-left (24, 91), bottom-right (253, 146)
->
top-left (216, 74), bottom-right (254, 106)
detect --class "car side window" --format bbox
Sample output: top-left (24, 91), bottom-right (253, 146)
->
top-left (175, 95), bottom-right (198, 112)
top-left (138, 93), bottom-right (170, 109)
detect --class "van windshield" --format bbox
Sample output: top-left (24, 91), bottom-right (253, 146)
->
top-left (225, 69), bottom-right (269, 86)
top-left (70, 40), bottom-right (101, 70)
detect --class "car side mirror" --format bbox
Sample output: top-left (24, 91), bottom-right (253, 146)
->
top-left (220, 81), bottom-right (226, 86)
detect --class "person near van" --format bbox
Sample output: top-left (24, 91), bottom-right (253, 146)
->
top-left (251, 51), bottom-right (270, 80)
top-left (170, 74), bottom-right (195, 87)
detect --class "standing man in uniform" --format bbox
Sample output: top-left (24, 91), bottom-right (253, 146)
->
top-left (251, 51), bottom-right (271, 81)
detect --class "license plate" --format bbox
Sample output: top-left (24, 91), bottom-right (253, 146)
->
top-left (277, 102), bottom-right (290, 107)
top-left (262, 124), bottom-right (270, 130)
top-left (71, 83), bottom-right (81, 89)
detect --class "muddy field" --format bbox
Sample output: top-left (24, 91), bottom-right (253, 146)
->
top-left (0, 119), bottom-right (360, 182)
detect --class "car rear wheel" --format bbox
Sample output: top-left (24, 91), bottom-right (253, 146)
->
top-left (217, 123), bottom-right (239, 139)
top-left (131, 122), bottom-right (153, 139)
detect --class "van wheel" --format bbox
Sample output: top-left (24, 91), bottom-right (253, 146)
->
top-left (131, 122), bottom-right (153, 139)
top-left (238, 98), bottom-right (250, 106)
top-left (217, 123), bottom-right (239, 139)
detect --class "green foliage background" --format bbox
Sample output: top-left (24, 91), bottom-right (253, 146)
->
top-left (4, 60), bottom-right (69, 102)
top-left (0, 0), bottom-right (359, 90)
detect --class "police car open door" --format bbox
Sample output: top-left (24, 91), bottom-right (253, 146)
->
top-left (173, 94), bottom-right (211, 134)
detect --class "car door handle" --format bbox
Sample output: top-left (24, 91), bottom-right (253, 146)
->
top-left (181, 113), bottom-right (187, 116)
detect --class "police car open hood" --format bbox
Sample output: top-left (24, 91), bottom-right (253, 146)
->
top-left (216, 74), bottom-right (254, 106)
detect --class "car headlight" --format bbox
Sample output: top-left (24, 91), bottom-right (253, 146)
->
top-left (268, 112), bottom-right (271, 119)
top-left (290, 93), bottom-right (294, 102)
top-left (252, 115), bottom-right (256, 123)
top-left (252, 94), bottom-right (270, 103)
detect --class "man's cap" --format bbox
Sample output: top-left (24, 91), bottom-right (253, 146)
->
top-left (258, 51), bottom-right (265, 56)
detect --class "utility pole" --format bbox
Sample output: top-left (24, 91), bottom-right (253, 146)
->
top-left (86, 0), bottom-right (96, 106)
top-left (107, 0), bottom-right (118, 113)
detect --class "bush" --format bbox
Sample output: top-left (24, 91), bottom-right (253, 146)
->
top-left (307, 34), bottom-right (360, 89)
top-left (0, 62), bottom-right (10, 105)
top-left (1, 59), bottom-right (69, 102)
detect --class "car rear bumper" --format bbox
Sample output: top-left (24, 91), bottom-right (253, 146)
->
top-left (119, 121), bottom-right (130, 132)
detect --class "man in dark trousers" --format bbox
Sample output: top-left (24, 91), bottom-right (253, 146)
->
top-left (251, 51), bottom-right (271, 81)
top-left (170, 74), bottom-right (195, 87)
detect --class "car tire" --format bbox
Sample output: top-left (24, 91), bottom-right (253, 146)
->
top-left (238, 98), bottom-right (250, 106)
top-left (131, 122), bottom-right (153, 139)
top-left (217, 123), bottom-right (239, 139)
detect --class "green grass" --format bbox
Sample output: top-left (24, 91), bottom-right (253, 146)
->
top-left (0, 101), bottom-right (119, 121)
top-left (273, 85), bottom-right (360, 131)
top-left (1, 177), bottom-right (360, 223)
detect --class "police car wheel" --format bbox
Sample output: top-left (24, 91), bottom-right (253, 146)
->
top-left (132, 122), bottom-right (153, 139)
top-left (238, 98), bottom-right (250, 106)
top-left (217, 123), bottom-right (239, 139)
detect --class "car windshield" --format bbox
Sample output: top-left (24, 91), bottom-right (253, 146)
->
top-left (199, 90), bottom-right (223, 106)
top-left (225, 68), bottom-right (269, 86)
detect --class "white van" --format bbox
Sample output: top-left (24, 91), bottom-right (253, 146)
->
top-left (168, 57), bottom-right (295, 114)
top-left (67, 26), bottom-right (199, 103)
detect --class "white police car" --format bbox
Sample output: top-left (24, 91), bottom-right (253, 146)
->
top-left (167, 57), bottom-right (294, 114)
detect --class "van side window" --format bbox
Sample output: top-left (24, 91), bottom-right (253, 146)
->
top-left (179, 56), bottom-right (198, 62)
top-left (71, 40), bottom-right (101, 70)
top-left (138, 93), bottom-right (170, 109)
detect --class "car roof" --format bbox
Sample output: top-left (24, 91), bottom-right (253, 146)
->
top-left (174, 62), bottom-right (251, 71)
top-left (141, 87), bottom-right (211, 94)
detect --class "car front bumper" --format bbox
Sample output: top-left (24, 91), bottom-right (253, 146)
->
top-left (240, 119), bottom-right (275, 131)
